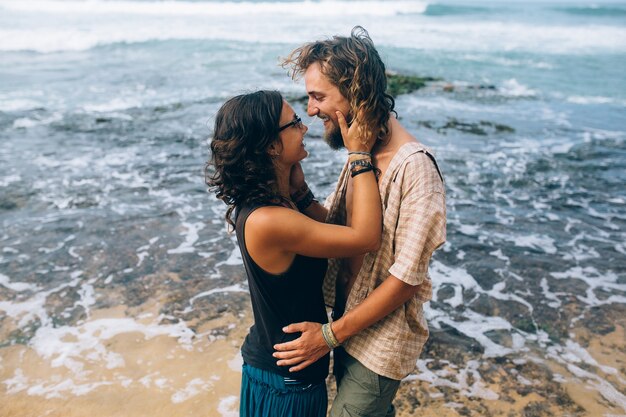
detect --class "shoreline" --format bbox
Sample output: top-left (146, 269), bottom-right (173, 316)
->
top-left (1, 298), bottom-right (624, 417)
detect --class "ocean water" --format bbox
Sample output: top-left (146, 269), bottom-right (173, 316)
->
top-left (1, 0), bottom-right (625, 414)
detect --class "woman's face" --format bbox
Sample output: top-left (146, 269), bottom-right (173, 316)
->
top-left (274, 101), bottom-right (308, 165)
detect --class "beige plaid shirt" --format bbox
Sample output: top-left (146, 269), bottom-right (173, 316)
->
top-left (323, 141), bottom-right (446, 380)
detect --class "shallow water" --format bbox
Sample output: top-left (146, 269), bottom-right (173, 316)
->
top-left (1, 0), bottom-right (625, 415)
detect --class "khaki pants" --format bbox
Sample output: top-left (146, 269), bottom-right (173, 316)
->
top-left (330, 348), bottom-right (401, 417)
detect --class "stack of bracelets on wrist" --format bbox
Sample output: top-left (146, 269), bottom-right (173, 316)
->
top-left (290, 184), bottom-right (316, 212)
top-left (348, 151), bottom-right (374, 178)
top-left (321, 322), bottom-right (341, 349)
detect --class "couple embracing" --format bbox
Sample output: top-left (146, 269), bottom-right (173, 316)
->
top-left (207, 26), bottom-right (446, 417)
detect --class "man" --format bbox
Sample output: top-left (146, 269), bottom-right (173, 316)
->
top-left (274, 27), bottom-right (446, 416)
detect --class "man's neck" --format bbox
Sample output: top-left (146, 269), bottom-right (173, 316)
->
top-left (372, 118), bottom-right (413, 157)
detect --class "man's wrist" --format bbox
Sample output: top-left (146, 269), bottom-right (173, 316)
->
top-left (291, 183), bottom-right (317, 212)
top-left (330, 319), bottom-right (350, 345)
top-left (290, 183), bottom-right (310, 201)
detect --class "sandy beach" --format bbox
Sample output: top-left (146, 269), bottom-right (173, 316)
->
top-left (1, 295), bottom-right (624, 417)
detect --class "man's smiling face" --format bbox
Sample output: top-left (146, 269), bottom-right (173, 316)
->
top-left (304, 62), bottom-right (352, 150)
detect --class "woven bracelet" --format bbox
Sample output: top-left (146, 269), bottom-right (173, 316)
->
top-left (351, 167), bottom-right (374, 178)
top-left (290, 183), bottom-right (310, 201)
top-left (326, 323), bottom-right (340, 347)
top-left (294, 189), bottom-right (315, 212)
top-left (348, 151), bottom-right (372, 157)
top-left (321, 324), bottom-right (333, 349)
top-left (321, 323), bottom-right (341, 349)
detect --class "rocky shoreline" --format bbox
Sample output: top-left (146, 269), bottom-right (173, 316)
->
top-left (2, 291), bottom-right (623, 416)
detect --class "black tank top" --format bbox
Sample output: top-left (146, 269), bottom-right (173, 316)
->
top-left (235, 203), bottom-right (330, 384)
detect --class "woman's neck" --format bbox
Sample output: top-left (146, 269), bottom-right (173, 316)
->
top-left (274, 164), bottom-right (291, 201)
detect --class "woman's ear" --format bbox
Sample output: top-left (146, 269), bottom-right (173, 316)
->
top-left (268, 141), bottom-right (283, 158)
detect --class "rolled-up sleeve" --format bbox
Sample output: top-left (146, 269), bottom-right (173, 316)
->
top-left (388, 153), bottom-right (446, 286)
top-left (324, 190), bottom-right (335, 211)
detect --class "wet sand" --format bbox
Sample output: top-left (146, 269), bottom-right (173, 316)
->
top-left (0, 300), bottom-right (249, 417)
top-left (1, 297), bottom-right (624, 417)
top-left (393, 323), bottom-right (626, 417)
top-left (391, 304), bottom-right (626, 417)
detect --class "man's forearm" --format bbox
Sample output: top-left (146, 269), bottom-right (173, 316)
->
top-left (301, 200), bottom-right (328, 223)
top-left (332, 274), bottom-right (419, 343)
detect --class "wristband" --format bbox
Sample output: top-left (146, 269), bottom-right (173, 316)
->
top-left (348, 151), bottom-right (371, 157)
top-left (321, 322), bottom-right (341, 349)
top-left (351, 167), bottom-right (374, 178)
top-left (348, 155), bottom-right (371, 164)
top-left (349, 159), bottom-right (373, 169)
top-left (290, 183), bottom-right (310, 201)
top-left (294, 189), bottom-right (315, 212)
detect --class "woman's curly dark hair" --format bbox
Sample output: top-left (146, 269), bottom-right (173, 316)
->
top-left (206, 90), bottom-right (284, 228)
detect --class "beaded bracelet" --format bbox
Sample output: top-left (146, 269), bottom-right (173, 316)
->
top-left (349, 159), bottom-right (373, 169)
top-left (348, 156), bottom-right (371, 165)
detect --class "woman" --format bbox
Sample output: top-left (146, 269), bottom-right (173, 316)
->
top-left (207, 90), bottom-right (381, 417)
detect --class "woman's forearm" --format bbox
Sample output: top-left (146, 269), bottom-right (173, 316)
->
top-left (349, 168), bottom-right (382, 251)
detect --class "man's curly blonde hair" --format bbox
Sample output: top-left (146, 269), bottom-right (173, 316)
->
top-left (282, 26), bottom-right (395, 144)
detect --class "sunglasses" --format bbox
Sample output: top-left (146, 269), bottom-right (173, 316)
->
top-left (279, 115), bottom-right (304, 132)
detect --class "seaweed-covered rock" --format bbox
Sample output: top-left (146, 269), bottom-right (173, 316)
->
top-left (386, 71), bottom-right (441, 97)
top-left (419, 118), bottom-right (515, 136)
top-left (285, 71), bottom-right (441, 104)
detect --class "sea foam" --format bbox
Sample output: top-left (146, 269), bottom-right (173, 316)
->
top-left (0, 273), bottom-right (39, 292)
top-left (1, 1), bottom-right (624, 54)
top-left (0, 0), bottom-right (429, 16)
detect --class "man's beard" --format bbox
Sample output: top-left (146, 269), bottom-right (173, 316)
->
top-left (324, 122), bottom-right (344, 150)
top-left (323, 112), bottom-right (352, 150)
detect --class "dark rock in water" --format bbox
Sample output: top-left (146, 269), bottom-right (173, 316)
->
top-left (0, 198), bottom-right (18, 210)
top-left (465, 260), bottom-right (503, 289)
top-left (2, 322), bottom-right (41, 347)
top-left (469, 294), bottom-right (499, 317)
top-left (436, 284), bottom-right (456, 303)
top-left (207, 324), bottom-right (235, 339)
top-left (483, 120), bottom-right (515, 133)
top-left (467, 292), bottom-right (545, 338)
top-left (286, 71), bottom-right (441, 103)
top-left (442, 83), bottom-right (496, 93)
top-left (515, 317), bottom-right (538, 334)
top-left (442, 118), bottom-right (509, 135)
top-left (468, 84), bottom-right (497, 90)
top-left (579, 304), bottom-right (623, 336)
top-left (418, 118), bottom-right (515, 136)
top-left (425, 322), bottom-right (485, 360)
top-left (386, 72), bottom-right (441, 97)
top-left (153, 102), bottom-right (184, 113)
top-left (418, 120), bottom-right (434, 129)
top-left (485, 329), bottom-right (514, 347)
top-left (522, 401), bottom-right (551, 417)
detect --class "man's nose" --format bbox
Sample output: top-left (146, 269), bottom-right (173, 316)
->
top-left (306, 98), bottom-right (318, 117)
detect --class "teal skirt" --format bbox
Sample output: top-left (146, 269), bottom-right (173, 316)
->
top-left (240, 363), bottom-right (327, 417)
